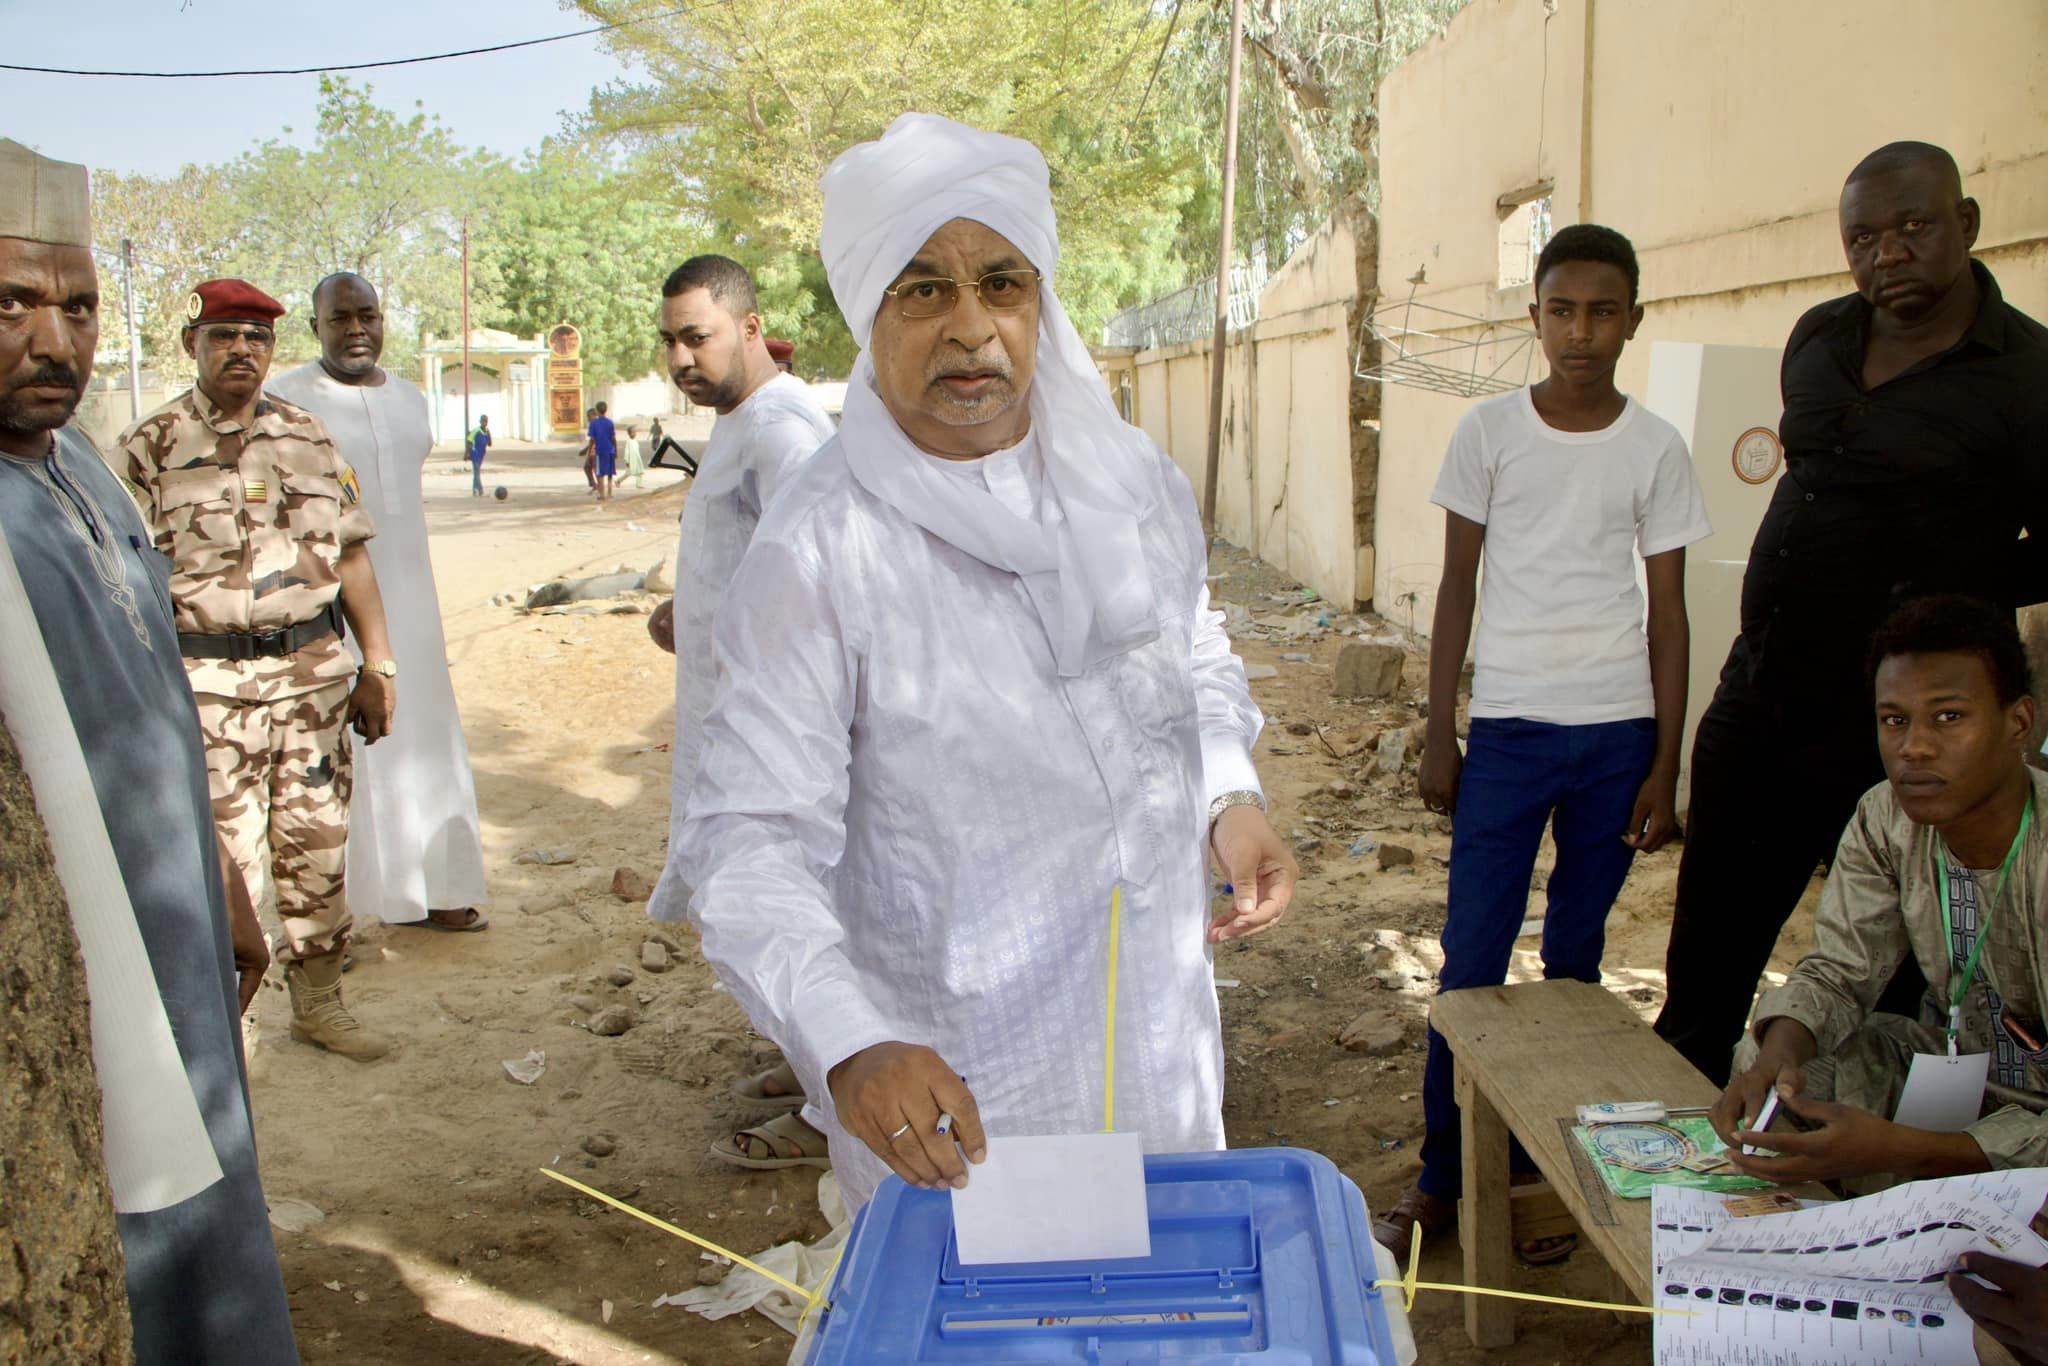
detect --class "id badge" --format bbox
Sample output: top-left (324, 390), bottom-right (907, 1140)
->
top-left (1893, 1051), bottom-right (1990, 1132)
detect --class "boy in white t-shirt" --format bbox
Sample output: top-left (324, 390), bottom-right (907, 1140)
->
top-left (1374, 225), bottom-right (1712, 1262)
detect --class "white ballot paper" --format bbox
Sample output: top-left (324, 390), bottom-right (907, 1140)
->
top-left (1893, 1052), bottom-right (1991, 1132)
top-left (950, 1132), bottom-right (1152, 1266)
top-left (1652, 1169), bottom-right (2048, 1365)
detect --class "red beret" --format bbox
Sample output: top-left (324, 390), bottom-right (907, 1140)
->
top-left (765, 337), bottom-right (795, 363)
top-left (185, 278), bottom-right (285, 328)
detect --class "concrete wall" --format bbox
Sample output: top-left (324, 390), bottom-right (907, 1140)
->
top-left (1115, 207), bottom-right (1370, 607)
top-left (1372, 0), bottom-right (2048, 638)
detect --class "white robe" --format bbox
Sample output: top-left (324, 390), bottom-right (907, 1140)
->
top-left (676, 434), bottom-right (1263, 1210)
top-left (648, 373), bottom-right (835, 924)
top-left (270, 363), bottom-right (488, 921)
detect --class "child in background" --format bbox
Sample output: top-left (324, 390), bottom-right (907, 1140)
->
top-left (1375, 224), bottom-right (1712, 1264)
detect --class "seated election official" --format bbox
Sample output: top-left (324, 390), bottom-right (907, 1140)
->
top-left (1711, 595), bottom-right (2048, 1187)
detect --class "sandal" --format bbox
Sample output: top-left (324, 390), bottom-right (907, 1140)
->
top-left (1372, 1184), bottom-right (1451, 1256)
top-left (729, 1061), bottom-right (807, 1114)
top-left (418, 907), bottom-right (490, 933)
top-left (1510, 1173), bottom-right (1578, 1266)
top-left (709, 1112), bottom-right (832, 1171)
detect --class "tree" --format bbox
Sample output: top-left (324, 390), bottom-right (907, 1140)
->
top-left (471, 146), bottom-right (705, 387)
top-left (0, 721), bottom-right (131, 1364)
top-left (220, 76), bottom-right (495, 376)
top-left (574, 0), bottom-right (1209, 370)
top-left (91, 164), bottom-right (243, 387)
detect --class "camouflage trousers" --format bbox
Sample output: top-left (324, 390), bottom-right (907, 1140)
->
top-left (198, 681), bottom-right (353, 962)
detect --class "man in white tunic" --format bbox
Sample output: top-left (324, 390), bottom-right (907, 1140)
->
top-left (271, 273), bottom-right (489, 931)
top-left (676, 114), bottom-right (1297, 1210)
top-left (646, 255), bottom-right (838, 1166)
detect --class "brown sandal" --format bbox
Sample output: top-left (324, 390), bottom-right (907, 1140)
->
top-left (1372, 1184), bottom-right (1451, 1255)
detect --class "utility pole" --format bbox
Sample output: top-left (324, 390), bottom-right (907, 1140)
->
top-left (460, 216), bottom-right (472, 446)
top-left (1201, 0), bottom-right (1246, 532)
top-left (120, 238), bottom-right (141, 421)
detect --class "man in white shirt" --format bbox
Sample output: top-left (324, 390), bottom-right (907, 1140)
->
top-left (1377, 225), bottom-right (1712, 1260)
top-left (644, 255), bottom-right (838, 1168)
top-left (271, 273), bottom-right (490, 935)
top-left (673, 113), bottom-right (1296, 1210)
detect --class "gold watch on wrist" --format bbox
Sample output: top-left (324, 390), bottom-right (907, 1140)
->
top-left (365, 659), bottom-right (398, 679)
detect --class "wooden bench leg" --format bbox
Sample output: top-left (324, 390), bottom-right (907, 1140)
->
top-left (1458, 1064), bottom-right (1515, 1348)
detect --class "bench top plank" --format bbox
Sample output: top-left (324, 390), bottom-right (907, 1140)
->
top-left (1432, 979), bottom-right (1822, 1302)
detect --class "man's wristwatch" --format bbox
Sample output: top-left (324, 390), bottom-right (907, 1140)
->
top-left (365, 659), bottom-right (398, 679)
top-left (1207, 789), bottom-right (1267, 830)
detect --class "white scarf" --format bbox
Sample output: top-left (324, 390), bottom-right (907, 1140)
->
top-left (820, 113), bottom-right (1160, 676)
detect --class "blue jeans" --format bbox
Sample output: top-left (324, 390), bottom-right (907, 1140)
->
top-left (470, 457), bottom-right (484, 494)
top-left (1416, 715), bottom-right (1658, 1201)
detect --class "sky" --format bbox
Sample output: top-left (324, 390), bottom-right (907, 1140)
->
top-left (3, 0), bottom-right (638, 176)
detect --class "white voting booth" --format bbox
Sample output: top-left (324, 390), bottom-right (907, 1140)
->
top-left (1642, 341), bottom-right (1786, 811)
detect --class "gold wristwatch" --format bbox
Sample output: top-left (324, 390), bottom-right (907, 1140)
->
top-left (365, 659), bottom-right (398, 679)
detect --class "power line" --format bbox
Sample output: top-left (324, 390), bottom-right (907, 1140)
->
top-left (0, 4), bottom-right (714, 79)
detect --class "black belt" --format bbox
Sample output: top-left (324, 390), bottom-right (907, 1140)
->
top-left (179, 600), bottom-right (344, 661)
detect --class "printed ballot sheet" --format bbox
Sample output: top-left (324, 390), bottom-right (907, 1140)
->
top-left (1652, 1171), bottom-right (2048, 1364)
top-left (950, 1131), bottom-right (1152, 1266)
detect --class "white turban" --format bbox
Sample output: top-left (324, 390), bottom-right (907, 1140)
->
top-left (819, 113), bottom-right (1161, 677)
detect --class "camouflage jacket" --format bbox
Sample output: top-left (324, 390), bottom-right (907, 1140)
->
top-left (120, 385), bottom-right (375, 702)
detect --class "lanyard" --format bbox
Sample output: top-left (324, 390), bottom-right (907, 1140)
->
top-left (1935, 796), bottom-right (2033, 1054)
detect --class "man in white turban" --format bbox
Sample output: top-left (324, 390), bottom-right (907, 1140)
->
top-left (674, 113), bottom-right (1296, 1210)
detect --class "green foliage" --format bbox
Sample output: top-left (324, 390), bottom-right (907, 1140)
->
top-left (574, 0), bottom-right (1208, 362)
top-left (219, 76), bottom-right (495, 376)
top-left (91, 164), bottom-right (241, 385)
top-left (470, 146), bottom-right (706, 386)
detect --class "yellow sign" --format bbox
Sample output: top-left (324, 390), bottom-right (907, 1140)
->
top-left (545, 324), bottom-right (584, 437)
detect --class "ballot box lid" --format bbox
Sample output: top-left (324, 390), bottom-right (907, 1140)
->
top-left (802, 1146), bottom-right (1399, 1364)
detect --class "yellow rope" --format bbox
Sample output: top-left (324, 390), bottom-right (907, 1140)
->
top-left (1374, 1212), bottom-right (1696, 1318)
top-left (1103, 882), bottom-right (1122, 1132)
top-left (540, 1168), bottom-right (829, 1313)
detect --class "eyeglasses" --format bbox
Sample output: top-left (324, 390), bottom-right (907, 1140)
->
top-left (881, 268), bottom-right (1041, 320)
top-left (196, 325), bottom-right (275, 351)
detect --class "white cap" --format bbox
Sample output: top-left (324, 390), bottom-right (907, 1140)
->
top-left (0, 139), bottom-right (90, 247)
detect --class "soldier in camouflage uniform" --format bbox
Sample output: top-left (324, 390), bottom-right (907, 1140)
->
top-left (121, 277), bottom-right (399, 1061)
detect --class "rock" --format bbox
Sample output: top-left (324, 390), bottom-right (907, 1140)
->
top-left (641, 942), bottom-right (672, 973)
top-left (1333, 642), bottom-right (1405, 699)
top-left (514, 846), bottom-right (578, 866)
top-left (611, 867), bottom-right (653, 901)
top-left (1243, 663), bottom-right (1279, 681)
top-left (267, 1198), bottom-right (327, 1233)
top-left (1378, 842), bottom-right (1416, 871)
top-left (1280, 652), bottom-right (1311, 663)
top-left (589, 1005), bottom-right (636, 1037)
top-left (645, 929), bottom-right (683, 954)
top-left (1285, 720), bottom-right (1314, 736)
top-left (1375, 726), bottom-right (1410, 774)
top-left (581, 1134), bottom-right (617, 1158)
top-left (602, 963), bottom-right (637, 987)
top-left (696, 1263), bottom-right (729, 1287)
top-left (567, 993), bottom-right (601, 1013)
top-left (1325, 780), bottom-right (1357, 800)
top-left (644, 557), bottom-right (673, 594)
top-left (1338, 1008), bottom-right (1409, 1056)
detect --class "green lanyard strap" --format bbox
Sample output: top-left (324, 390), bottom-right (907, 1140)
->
top-left (1935, 796), bottom-right (2034, 1051)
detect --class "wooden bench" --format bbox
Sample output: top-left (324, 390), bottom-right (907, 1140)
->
top-left (1430, 979), bottom-right (1826, 1348)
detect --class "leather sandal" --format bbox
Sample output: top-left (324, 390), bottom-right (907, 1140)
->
top-left (1372, 1184), bottom-right (1451, 1256)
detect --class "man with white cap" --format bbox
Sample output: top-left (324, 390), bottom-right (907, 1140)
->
top-left (675, 114), bottom-right (1296, 1210)
top-left (0, 139), bottom-right (298, 1361)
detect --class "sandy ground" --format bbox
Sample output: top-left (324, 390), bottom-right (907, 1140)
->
top-left (244, 434), bottom-right (1821, 1364)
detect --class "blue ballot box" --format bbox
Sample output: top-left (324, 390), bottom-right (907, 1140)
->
top-left (801, 1147), bottom-right (1402, 1363)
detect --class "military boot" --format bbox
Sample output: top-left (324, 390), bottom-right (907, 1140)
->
top-left (285, 947), bottom-right (391, 1061)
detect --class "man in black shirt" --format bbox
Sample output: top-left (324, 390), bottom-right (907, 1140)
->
top-left (1655, 141), bottom-right (2048, 1084)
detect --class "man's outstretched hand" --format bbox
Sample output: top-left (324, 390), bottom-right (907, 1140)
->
top-left (828, 1041), bottom-right (986, 1191)
top-left (1950, 1254), bottom-right (2048, 1365)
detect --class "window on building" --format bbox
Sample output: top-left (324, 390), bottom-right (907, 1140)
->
top-left (1497, 193), bottom-right (1553, 290)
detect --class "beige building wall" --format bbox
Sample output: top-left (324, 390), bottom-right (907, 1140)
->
top-left (1373, 0), bottom-right (2048, 635)
top-left (1112, 208), bottom-right (1369, 607)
